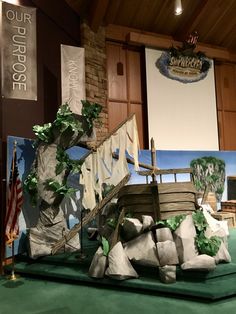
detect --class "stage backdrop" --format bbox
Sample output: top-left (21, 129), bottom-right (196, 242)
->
top-left (6, 136), bottom-right (236, 257)
top-left (145, 48), bottom-right (219, 151)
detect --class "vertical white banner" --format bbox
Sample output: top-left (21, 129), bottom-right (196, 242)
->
top-left (1, 2), bottom-right (37, 100)
top-left (61, 44), bottom-right (85, 114)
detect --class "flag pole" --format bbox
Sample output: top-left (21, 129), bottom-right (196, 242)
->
top-left (9, 240), bottom-right (17, 280)
top-left (7, 140), bottom-right (19, 281)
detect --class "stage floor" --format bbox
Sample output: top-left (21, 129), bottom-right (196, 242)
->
top-left (5, 228), bottom-right (236, 301)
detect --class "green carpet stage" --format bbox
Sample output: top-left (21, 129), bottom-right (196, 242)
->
top-left (5, 228), bottom-right (236, 301)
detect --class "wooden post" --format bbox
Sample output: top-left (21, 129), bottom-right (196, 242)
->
top-left (150, 138), bottom-right (161, 221)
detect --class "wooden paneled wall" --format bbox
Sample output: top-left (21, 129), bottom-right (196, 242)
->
top-left (106, 42), bottom-right (148, 148)
top-left (215, 63), bottom-right (236, 150)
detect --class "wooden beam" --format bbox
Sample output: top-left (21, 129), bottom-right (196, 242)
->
top-left (106, 25), bottom-right (234, 62)
top-left (127, 31), bottom-right (230, 61)
top-left (88, 0), bottom-right (110, 32)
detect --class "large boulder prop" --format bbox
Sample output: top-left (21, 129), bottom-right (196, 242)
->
top-left (25, 102), bottom-right (102, 258)
top-left (121, 218), bottom-right (143, 241)
top-left (105, 242), bottom-right (138, 280)
top-left (124, 231), bottom-right (159, 267)
top-left (89, 246), bottom-right (107, 278)
top-left (181, 255), bottom-right (216, 271)
top-left (173, 214), bottom-right (198, 264)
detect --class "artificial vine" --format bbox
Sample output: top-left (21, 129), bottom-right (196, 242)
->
top-left (101, 236), bottom-right (110, 256)
top-left (55, 146), bottom-right (83, 176)
top-left (192, 209), bottom-right (221, 256)
top-left (45, 178), bottom-right (75, 197)
top-left (24, 170), bottom-right (38, 207)
top-left (24, 101), bottom-right (102, 206)
top-left (157, 214), bottom-right (187, 231)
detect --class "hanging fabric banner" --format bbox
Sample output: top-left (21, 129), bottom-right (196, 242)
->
top-left (1, 2), bottom-right (37, 100)
top-left (61, 44), bottom-right (85, 114)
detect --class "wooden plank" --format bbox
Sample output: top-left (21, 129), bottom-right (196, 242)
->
top-left (118, 182), bottom-right (197, 197)
top-left (118, 192), bottom-right (196, 207)
top-left (161, 210), bottom-right (194, 220)
top-left (51, 173), bottom-right (131, 255)
top-left (158, 182), bottom-right (197, 194)
top-left (160, 202), bottom-right (196, 212)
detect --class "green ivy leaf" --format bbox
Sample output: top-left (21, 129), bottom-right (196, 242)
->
top-left (101, 236), bottom-right (109, 256)
top-left (81, 100), bottom-right (102, 131)
top-left (195, 233), bottom-right (221, 256)
top-left (192, 210), bottom-right (208, 232)
top-left (33, 123), bottom-right (53, 143)
top-left (156, 214), bottom-right (186, 231)
top-left (24, 171), bottom-right (38, 207)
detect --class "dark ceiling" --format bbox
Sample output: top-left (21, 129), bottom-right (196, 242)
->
top-left (65, 0), bottom-right (236, 54)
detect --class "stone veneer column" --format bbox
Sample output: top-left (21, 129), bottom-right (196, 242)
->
top-left (80, 22), bottom-right (108, 143)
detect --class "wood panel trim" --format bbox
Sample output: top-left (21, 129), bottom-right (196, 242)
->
top-left (128, 32), bottom-right (230, 61)
top-left (106, 24), bottom-right (234, 61)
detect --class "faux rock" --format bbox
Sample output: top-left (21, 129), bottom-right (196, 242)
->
top-left (156, 227), bottom-right (173, 242)
top-left (122, 217), bottom-right (143, 241)
top-left (28, 208), bottom-right (80, 259)
top-left (156, 240), bottom-right (179, 266)
top-left (214, 241), bottom-right (231, 264)
top-left (89, 246), bottom-right (107, 278)
top-left (124, 232), bottom-right (159, 267)
top-left (105, 241), bottom-right (138, 280)
top-left (159, 265), bottom-right (176, 284)
top-left (142, 215), bottom-right (154, 230)
top-left (181, 254), bottom-right (216, 271)
top-left (173, 214), bottom-right (198, 264)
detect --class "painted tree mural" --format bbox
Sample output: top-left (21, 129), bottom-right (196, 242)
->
top-left (190, 156), bottom-right (225, 202)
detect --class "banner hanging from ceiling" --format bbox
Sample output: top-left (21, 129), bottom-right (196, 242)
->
top-left (1, 2), bottom-right (37, 100)
top-left (61, 44), bottom-right (85, 115)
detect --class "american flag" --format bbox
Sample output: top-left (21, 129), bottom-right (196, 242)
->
top-left (5, 146), bottom-right (23, 246)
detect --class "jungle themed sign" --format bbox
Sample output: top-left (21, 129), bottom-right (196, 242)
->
top-left (156, 32), bottom-right (211, 83)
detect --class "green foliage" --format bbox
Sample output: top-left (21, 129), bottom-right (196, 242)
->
top-left (30, 101), bottom-right (101, 205)
top-left (157, 214), bottom-right (186, 231)
top-left (101, 236), bottom-right (109, 256)
top-left (165, 214), bottom-right (186, 231)
top-left (33, 123), bottom-right (53, 143)
top-left (195, 232), bottom-right (221, 256)
top-left (81, 100), bottom-right (102, 130)
top-left (192, 209), bottom-right (221, 256)
top-left (54, 103), bottom-right (83, 134)
top-left (24, 171), bottom-right (38, 207)
top-left (46, 179), bottom-right (75, 196)
top-left (192, 210), bottom-right (208, 232)
top-left (106, 218), bottom-right (117, 229)
top-left (55, 146), bottom-right (83, 175)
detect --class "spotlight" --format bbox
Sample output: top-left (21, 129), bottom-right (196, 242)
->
top-left (175, 0), bottom-right (183, 15)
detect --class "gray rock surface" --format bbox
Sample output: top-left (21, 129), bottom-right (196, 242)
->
top-left (156, 240), bottom-right (179, 266)
top-left (105, 242), bottom-right (138, 280)
top-left (181, 254), bottom-right (216, 271)
top-left (173, 215), bottom-right (198, 264)
top-left (89, 246), bottom-right (107, 278)
top-left (159, 265), bottom-right (176, 284)
top-left (156, 227), bottom-right (173, 242)
top-left (122, 218), bottom-right (143, 241)
top-left (124, 232), bottom-right (159, 267)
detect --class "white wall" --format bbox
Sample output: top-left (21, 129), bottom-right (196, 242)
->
top-left (145, 48), bottom-right (219, 150)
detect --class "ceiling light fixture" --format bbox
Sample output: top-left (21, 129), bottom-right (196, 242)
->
top-left (174, 0), bottom-right (183, 15)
